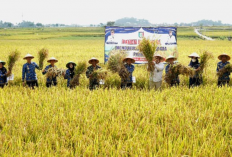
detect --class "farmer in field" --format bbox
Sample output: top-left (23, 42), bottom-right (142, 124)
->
top-left (22, 54), bottom-right (40, 89)
top-left (42, 57), bottom-right (58, 87)
top-left (149, 54), bottom-right (165, 91)
top-left (86, 57), bottom-right (101, 90)
top-left (0, 60), bottom-right (9, 88)
top-left (121, 56), bottom-right (135, 89)
top-left (64, 61), bottom-right (76, 88)
top-left (165, 55), bottom-right (180, 86)
top-left (217, 53), bottom-right (231, 87)
top-left (188, 52), bottom-right (202, 88)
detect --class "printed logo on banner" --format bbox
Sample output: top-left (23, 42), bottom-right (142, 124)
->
top-left (138, 32), bottom-right (144, 38)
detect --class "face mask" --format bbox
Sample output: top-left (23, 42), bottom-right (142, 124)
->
top-left (192, 59), bottom-right (196, 62)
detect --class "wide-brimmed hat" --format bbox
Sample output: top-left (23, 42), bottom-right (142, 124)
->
top-left (0, 60), bottom-right (6, 65)
top-left (23, 54), bottom-right (34, 59)
top-left (123, 56), bottom-right (135, 63)
top-left (188, 52), bottom-right (200, 58)
top-left (154, 54), bottom-right (165, 62)
top-left (88, 57), bottom-right (99, 64)
top-left (166, 55), bottom-right (177, 62)
top-left (66, 61), bottom-right (76, 68)
top-left (47, 57), bottom-right (58, 63)
top-left (218, 53), bottom-right (231, 60)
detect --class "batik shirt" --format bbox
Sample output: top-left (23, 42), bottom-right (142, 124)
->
top-left (0, 67), bottom-right (7, 85)
top-left (42, 65), bottom-right (57, 83)
top-left (124, 64), bottom-right (134, 83)
top-left (86, 65), bottom-right (101, 84)
top-left (165, 63), bottom-right (180, 84)
top-left (217, 61), bottom-right (230, 81)
top-left (189, 62), bottom-right (201, 78)
top-left (64, 69), bottom-right (74, 87)
top-left (22, 62), bottom-right (39, 82)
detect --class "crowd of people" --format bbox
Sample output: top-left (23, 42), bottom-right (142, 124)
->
top-left (0, 52), bottom-right (231, 90)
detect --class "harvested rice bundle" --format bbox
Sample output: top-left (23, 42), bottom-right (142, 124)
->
top-left (38, 48), bottom-right (49, 69)
top-left (165, 64), bottom-right (195, 84)
top-left (107, 51), bottom-right (130, 81)
top-left (92, 69), bottom-right (108, 81)
top-left (199, 50), bottom-right (213, 74)
top-left (7, 49), bottom-right (20, 76)
top-left (70, 61), bottom-right (87, 88)
top-left (217, 64), bottom-right (232, 78)
top-left (46, 67), bottom-right (66, 80)
top-left (138, 38), bottom-right (158, 72)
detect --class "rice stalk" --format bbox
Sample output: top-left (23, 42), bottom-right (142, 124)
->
top-left (7, 49), bottom-right (20, 75)
top-left (217, 64), bottom-right (232, 78)
top-left (70, 61), bottom-right (87, 88)
top-left (46, 67), bottom-right (66, 80)
top-left (92, 69), bottom-right (108, 82)
top-left (199, 50), bottom-right (213, 74)
top-left (38, 48), bottom-right (49, 69)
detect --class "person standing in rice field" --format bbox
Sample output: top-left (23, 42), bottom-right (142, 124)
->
top-left (165, 55), bottom-right (180, 86)
top-left (0, 60), bottom-right (10, 88)
top-left (42, 57), bottom-right (58, 88)
top-left (149, 54), bottom-right (165, 91)
top-left (86, 57), bottom-right (101, 90)
top-left (121, 56), bottom-right (135, 89)
top-left (188, 52), bottom-right (202, 88)
top-left (64, 61), bottom-right (76, 88)
top-left (22, 54), bottom-right (40, 89)
top-left (217, 53), bottom-right (231, 87)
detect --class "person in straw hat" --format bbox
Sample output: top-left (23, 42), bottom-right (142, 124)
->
top-left (217, 53), bottom-right (231, 87)
top-left (121, 56), bottom-right (135, 89)
top-left (188, 52), bottom-right (202, 88)
top-left (0, 60), bottom-right (10, 88)
top-left (165, 55), bottom-right (180, 86)
top-left (64, 61), bottom-right (76, 88)
top-left (42, 57), bottom-right (58, 87)
top-left (149, 54), bottom-right (165, 91)
top-left (86, 57), bottom-right (101, 90)
top-left (22, 54), bottom-right (40, 89)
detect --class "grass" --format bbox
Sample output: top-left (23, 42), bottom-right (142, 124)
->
top-left (0, 27), bottom-right (231, 156)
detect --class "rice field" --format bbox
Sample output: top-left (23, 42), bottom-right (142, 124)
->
top-left (0, 28), bottom-right (231, 156)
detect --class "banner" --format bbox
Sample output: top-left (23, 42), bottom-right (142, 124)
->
top-left (104, 26), bottom-right (178, 64)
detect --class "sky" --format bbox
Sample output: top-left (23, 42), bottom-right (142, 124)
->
top-left (0, 0), bottom-right (232, 25)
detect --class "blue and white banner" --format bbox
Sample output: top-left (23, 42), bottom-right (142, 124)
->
top-left (104, 26), bottom-right (178, 64)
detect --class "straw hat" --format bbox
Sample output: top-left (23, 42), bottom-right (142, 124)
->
top-left (0, 60), bottom-right (6, 65)
top-left (123, 56), bottom-right (135, 63)
top-left (66, 61), bottom-right (76, 68)
top-left (154, 54), bottom-right (165, 62)
top-left (88, 57), bottom-right (99, 64)
top-left (23, 54), bottom-right (34, 59)
top-left (218, 53), bottom-right (231, 60)
top-left (188, 52), bottom-right (200, 58)
top-left (47, 57), bottom-right (58, 63)
top-left (166, 55), bottom-right (177, 62)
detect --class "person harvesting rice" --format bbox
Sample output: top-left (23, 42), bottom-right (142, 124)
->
top-left (216, 53), bottom-right (231, 87)
top-left (165, 55), bottom-right (180, 86)
top-left (64, 61), bottom-right (76, 88)
top-left (0, 60), bottom-right (9, 88)
top-left (42, 57), bottom-right (58, 87)
top-left (22, 54), bottom-right (40, 89)
top-left (188, 52), bottom-right (202, 88)
top-left (121, 56), bottom-right (135, 89)
top-left (86, 57), bottom-right (101, 90)
top-left (149, 54), bottom-right (165, 91)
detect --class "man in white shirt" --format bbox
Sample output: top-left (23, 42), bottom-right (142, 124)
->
top-left (149, 54), bottom-right (165, 91)
top-left (166, 31), bottom-right (176, 44)
top-left (107, 29), bottom-right (116, 42)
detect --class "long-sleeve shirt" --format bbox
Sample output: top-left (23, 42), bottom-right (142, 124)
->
top-left (42, 65), bottom-right (57, 83)
top-left (150, 62), bottom-right (164, 82)
top-left (0, 67), bottom-right (7, 85)
top-left (64, 69), bottom-right (74, 87)
top-left (165, 63), bottom-right (180, 83)
top-left (217, 61), bottom-right (230, 81)
top-left (22, 62), bottom-right (39, 82)
top-left (124, 64), bottom-right (134, 83)
top-left (188, 61), bottom-right (201, 78)
top-left (86, 65), bottom-right (101, 84)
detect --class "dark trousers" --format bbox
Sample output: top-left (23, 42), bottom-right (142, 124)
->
top-left (0, 84), bottom-right (5, 88)
top-left (189, 77), bottom-right (201, 88)
top-left (46, 82), bottom-right (57, 88)
top-left (170, 82), bottom-right (179, 87)
top-left (121, 83), bottom-right (133, 89)
top-left (26, 81), bottom-right (38, 89)
top-left (218, 80), bottom-right (229, 87)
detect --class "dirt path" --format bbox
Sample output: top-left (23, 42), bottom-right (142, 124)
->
top-left (194, 29), bottom-right (214, 41)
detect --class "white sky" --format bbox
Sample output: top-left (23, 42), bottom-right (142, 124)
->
top-left (0, 0), bottom-right (232, 25)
